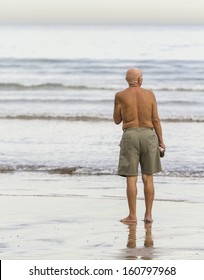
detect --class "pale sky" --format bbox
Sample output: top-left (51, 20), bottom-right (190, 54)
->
top-left (0, 0), bottom-right (204, 24)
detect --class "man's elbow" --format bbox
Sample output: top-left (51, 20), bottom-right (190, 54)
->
top-left (152, 116), bottom-right (160, 125)
top-left (113, 116), bottom-right (122, 125)
top-left (114, 119), bottom-right (122, 125)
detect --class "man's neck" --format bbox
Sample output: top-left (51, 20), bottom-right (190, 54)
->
top-left (129, 84), bottom-right (141, 88)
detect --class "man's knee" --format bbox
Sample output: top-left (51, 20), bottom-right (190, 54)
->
top-left (127, 176), bottom-right (137, 182)
top-left (142, 174), bottom-right (153, 184)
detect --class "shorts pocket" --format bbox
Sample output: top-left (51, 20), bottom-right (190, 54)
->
top-left (119, 137), bottom-right (132, 147)
top-left (147, 133), bottom-right (158, 150)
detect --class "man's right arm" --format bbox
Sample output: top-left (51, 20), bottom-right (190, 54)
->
top-left (113, 93), bottom-right (122, 125)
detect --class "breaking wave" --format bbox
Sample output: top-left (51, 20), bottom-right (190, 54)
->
top-left (0, 164), bottom-right (203, 178)
top-left (0, 115), bottom-right (111, 122)
top-left (0, 114), bottom-right (203, 123)
top-left (0, 82), bottom-right (204, 92)
top-left (0, 83), bottom-right (113, 91)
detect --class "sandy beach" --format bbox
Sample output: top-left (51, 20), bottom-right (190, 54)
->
top-left (0, 172), bottom-right (203, 260)
top-left (0, 25), bottom-right (204, 261)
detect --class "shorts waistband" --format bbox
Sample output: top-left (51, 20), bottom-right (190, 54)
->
top-left (123, 127), bottom-right (153, 132)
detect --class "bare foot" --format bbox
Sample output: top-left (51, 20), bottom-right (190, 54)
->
top-left (120, 216), bottom-right (137, 224)
top-left (143, 212), bottom-right (153, 223)
top-left (143, 217), bottom-right (153, 224)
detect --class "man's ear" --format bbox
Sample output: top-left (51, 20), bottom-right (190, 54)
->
top-left (138, 77), bottom-right (143, 85)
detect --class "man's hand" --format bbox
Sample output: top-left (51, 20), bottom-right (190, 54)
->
top-left (159, 142), bottom-right (166, 150)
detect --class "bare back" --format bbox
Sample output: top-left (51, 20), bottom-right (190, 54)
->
top-left (113, 86), bottom-right (163, 144)
top-left (113, 67), bottom-right (165, 151)
top-left (116, 87), bottom-right (156, 129)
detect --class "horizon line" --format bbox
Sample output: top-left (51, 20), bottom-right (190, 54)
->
top-left (1, 22), bottom-right (204, 26)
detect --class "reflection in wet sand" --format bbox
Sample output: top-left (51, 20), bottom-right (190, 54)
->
top-left (127, 224), bottom-right (136, 249)
top-left (144, 223), bottom-right (154, 248)
top-left (122, 223), bottom-right (154, 260)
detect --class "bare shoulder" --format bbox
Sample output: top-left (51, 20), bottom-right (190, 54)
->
top-left (115, 88), bottom-right (127, 99)
top-left (142, 88), bottom-right (155, 98)
top-left (142, 87), bottom-right (154, 94)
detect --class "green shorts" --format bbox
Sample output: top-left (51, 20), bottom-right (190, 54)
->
top-left (118, 127), bottom-right (162, 177)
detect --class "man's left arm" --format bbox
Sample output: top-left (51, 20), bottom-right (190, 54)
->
top-left (113, 94), bottom-right (122, 124)
top-left (152, 93), bottom-right (165, 149)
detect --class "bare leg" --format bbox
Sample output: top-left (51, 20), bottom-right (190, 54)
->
top-left (121, 176), bottom-right (137, 224)
top-left (142, 174), bottom-right (154, 223)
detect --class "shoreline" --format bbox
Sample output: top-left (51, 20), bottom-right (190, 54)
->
top-left (0, 173), bottom-right (203, 260)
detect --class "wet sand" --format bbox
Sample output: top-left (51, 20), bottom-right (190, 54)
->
top-left (0, 173), bottom-right (203, 260)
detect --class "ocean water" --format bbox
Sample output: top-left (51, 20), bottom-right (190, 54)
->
top-left (0, 24), bottom-right (204, 177)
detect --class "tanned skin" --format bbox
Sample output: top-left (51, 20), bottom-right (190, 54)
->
top-left (113, 69), bottom-right (165, 224)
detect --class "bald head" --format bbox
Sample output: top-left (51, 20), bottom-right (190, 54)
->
top-left (126, 68), bottom-right (143, 86)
